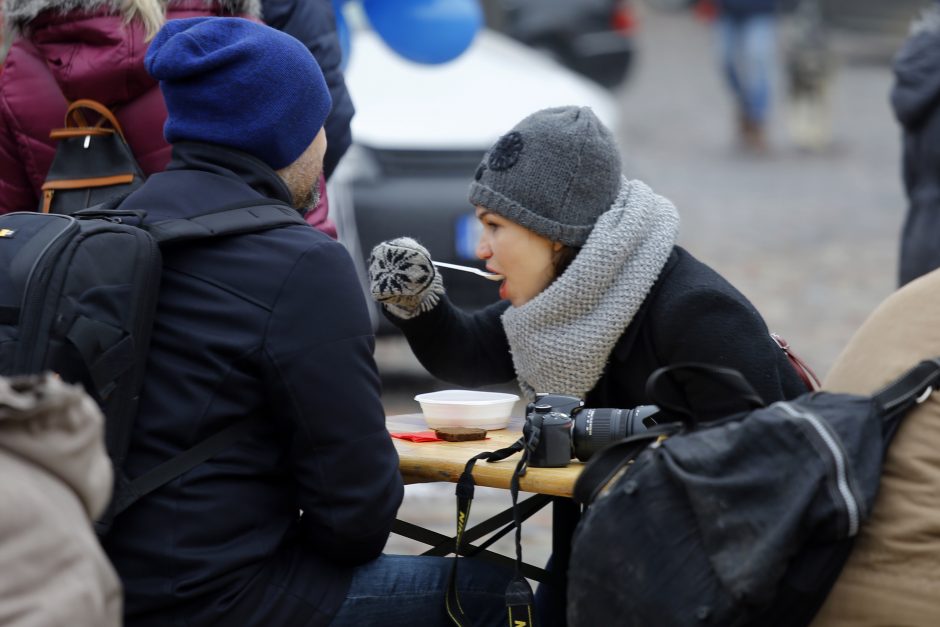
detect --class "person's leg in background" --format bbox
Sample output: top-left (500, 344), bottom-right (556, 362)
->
top-left (329, 554), bottom-right (513, 627)
top-left (738, 13), bottom-right (777, 150)
top-left (717, 13), bottom-right (748, 138)
top-left (717, 12), bottom-right (777, 151)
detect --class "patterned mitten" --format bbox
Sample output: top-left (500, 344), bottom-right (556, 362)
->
top-left (369, 237), bottom-right (444, 319)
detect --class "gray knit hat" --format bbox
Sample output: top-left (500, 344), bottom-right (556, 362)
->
top-left (468, 106), bottom-right (622, 247)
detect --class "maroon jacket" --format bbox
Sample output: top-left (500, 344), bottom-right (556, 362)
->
top-left (0, 0), bottom-right (258, 214)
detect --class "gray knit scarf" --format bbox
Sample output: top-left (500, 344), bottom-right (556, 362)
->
top-left (501, 177), bottom-right (680, 401)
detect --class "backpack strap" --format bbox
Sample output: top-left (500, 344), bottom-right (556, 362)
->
top-left (145, 200), bottom-right (307, 244)
top-left (65, 99), bottom-right (126, 134)
top-left (873, 358), bottom-right (940, 441)
top-left (74, 198), bottom-right (308, 243)
top-left (88, 199), bottom-right (305, 534)
top-left (96, 417), bottom-right (256, 535)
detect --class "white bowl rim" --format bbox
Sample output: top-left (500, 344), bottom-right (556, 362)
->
top-left (414, 390), bottom-right (519, 406)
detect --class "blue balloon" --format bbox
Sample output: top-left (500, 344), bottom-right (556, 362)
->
top-left (362, 0), bottom-right (483, 65)
top-left (332, 0), bottom-right (351, 70)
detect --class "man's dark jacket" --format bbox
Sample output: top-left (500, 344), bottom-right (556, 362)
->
top-left (262, 0), bottom-right (354, 179)
top-left (102, 142), bottom-right (403, 626)
top-left (892, 9), bottom-right (940, 286)
top-left (392, 247), bottom-right (806, 414)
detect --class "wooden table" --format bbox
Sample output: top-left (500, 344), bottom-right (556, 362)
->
top-left (388, 414), bottom-right (583, 622)
top-left (387, 414), bottom-right (584, 496)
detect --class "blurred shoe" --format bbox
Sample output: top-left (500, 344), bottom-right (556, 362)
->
top-left (739, 116), bottom-right (768, 154)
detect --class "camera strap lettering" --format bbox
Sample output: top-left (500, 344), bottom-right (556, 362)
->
top-left (445, 437), bottom-right (538, 627)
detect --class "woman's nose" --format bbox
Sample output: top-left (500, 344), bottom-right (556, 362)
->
top-left (476, 236), bottom-right (491, 260)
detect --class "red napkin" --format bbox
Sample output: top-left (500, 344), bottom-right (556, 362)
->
top-left (390, 431), bottom-right (442, 442)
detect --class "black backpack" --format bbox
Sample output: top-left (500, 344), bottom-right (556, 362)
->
top-left (567, 359), bottom-right (940, 627)
top-left (0, 199), bottom-right (307, 533)
top-left (40, 99), bottom-right (145, 215)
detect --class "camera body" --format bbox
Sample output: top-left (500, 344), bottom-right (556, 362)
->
top-left (523, 393), bottom-right (659, 467)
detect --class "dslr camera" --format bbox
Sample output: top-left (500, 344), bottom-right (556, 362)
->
top-left (522, 393), bottom-right (659, 467)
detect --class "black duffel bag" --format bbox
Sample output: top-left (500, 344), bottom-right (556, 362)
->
top-left (567, 359), bottom-right (940, 627)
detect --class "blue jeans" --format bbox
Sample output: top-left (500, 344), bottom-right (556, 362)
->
top-left (329, 555), bottom-right (514, 627)
top-left (717, 14), bottom-right (776, 125)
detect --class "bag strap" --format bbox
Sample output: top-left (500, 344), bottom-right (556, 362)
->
top-left (571, 429), bottom-right (673, 505)
top-left (644, 362), bottom-right (765, 429)
top-left (145, 200), bottom-right (307, 243)
top-left (97, 417), bottom-right (256, 535)
top-left (771, 332), bottom-right (821, 391)
top-left (873, 358), bottom-right (940, 441)
top-left (65, 99), bottom-right (127, 140)
top-left (73, 198), bottom-right (308, 244)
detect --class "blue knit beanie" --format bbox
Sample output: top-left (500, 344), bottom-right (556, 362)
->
top-left (145, 17), bottom-right (332, 170)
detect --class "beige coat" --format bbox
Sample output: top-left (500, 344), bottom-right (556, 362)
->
top-left (811, 269), bottom-right (940, 626)
top-left (0, 375), bottom-right (121, 626)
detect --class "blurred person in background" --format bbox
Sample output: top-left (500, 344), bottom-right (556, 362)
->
top-left (785, 0), bottom-right (832, 151)
top-left (0, 0), bottom-right (351, 235)
top-left (261, 0), bottom-right (352, 182)
top-left (261, 0), bottom-right (354, 235)
top-left (0, 0), bottom-right (259, 214)
top-left (892, 0), bottom-right (940, 286)
top-left (0, 374), bottom-right (121, 627)
top-left (713, 0), bottom-right (779, 151)
top-left (369, 104), bottom-right (808, 626)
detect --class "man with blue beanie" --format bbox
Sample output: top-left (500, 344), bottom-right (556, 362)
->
top-left (101, 17), bottom-right (511, 627)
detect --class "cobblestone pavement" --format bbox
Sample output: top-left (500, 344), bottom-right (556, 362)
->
top-left (379, 6), bottom-right (908, 581)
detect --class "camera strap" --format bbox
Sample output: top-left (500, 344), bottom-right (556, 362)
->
top-left (445, 437), bottom-right (538, 627)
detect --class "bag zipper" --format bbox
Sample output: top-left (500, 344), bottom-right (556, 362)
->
top-left (773, 401), bottom-right (861, 536)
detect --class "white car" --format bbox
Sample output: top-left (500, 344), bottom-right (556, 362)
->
top-left (329, 25), bottom-right (618, 332)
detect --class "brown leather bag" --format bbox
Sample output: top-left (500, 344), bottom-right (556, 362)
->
top-left (40, 99), bottom-right (145, 214)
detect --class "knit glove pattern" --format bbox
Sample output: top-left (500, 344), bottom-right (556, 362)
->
top-left (369, 237), bottom-right (444, 320)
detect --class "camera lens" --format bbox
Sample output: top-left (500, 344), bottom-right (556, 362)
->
top-left (571, 405), bottom-right (659, 462)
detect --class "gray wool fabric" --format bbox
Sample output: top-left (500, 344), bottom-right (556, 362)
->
top-left (501, 177), bottom-right (680, 401)
top-left (468, 106), bottom-right (622, 247)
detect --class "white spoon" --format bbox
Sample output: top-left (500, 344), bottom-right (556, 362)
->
top-left (432, 261), bottom-right (504, 281)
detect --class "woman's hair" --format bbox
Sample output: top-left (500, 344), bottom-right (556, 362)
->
top-left (552, 245), bottom-right (579, 279)
top-left (122, 0), bottom-right (166, 41)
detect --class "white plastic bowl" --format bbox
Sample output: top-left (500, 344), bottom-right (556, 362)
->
top-left (414, 390), bottom-right (520, 430)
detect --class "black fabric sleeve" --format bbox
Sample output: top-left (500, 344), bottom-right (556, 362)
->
top-left (388, 297), bottom-right (518, 388)
top-left (261, 0), bottom-right (354, 179)
top-left (263, 238), bottom-right (403, 566)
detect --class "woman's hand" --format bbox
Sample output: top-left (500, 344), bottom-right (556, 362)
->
top-left (369, 237), bottom-right (444, 319)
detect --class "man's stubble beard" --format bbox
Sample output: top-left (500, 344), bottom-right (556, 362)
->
top-left (304, 177), bottom-right (322, 213)
top-left (277, 147), bottom-right (324, 211)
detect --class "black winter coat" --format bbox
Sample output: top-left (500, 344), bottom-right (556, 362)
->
top-left (393, 247), bottom-right (806, 413)
top-left (262, 0), bottom-right (354, 179)
top-left (892, 14), bottom-right (940, 286)
top-left (102, 142), bottom-right (402, 627)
